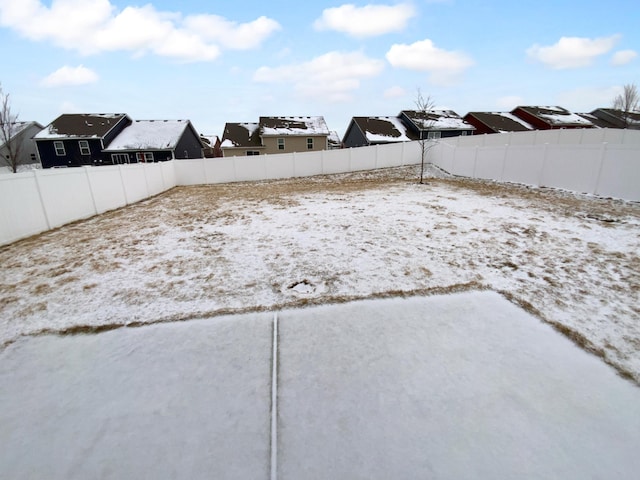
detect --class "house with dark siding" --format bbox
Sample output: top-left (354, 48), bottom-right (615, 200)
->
top-left (400, 110), bottom-right (475, 139)
top-left (463, 112), bottom-right (534, 134)
top-left (342, 116), bottom-right (417, 148)
top-left (102, 120), bottom-right (203, 163)
top-left (35, 114), bottom-right (132, 168)
top-left (510, 106), bottom-right (594, 130)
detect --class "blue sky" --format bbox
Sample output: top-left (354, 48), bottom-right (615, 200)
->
top-left (0, 0), bottom-right (638, 137)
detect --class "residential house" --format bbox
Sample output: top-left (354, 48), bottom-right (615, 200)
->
top-left (510, 106), bottom-right (594, 130)
top-left (103, 120), bottom-right (204, 164)
top-left (35, 113), bottom-right (132, 168)
top-left (588, 108), bottom-right (640, 129)
top-left (0, 121), bottom-right (44, 171)
top-left (400, 110), bottom-right (475, 140)
top-left (328, 130), bottom-right (343, 149)
top-left (259, 116), bottom-right (330, 154)
top-left (201, 135), bottom-right (223, 157)
top-left (342, 116), bottom-right (418, 148)
top-left (220, 123), bottom-right (264, 157)
top-left (220, 116), bottom-right (331, 157)
top-left (463, 112), bottom-right (534, 135)
top-left (575, 112), bottom-right (618, 129)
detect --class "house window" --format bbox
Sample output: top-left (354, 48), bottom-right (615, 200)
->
top-left (427, 131), bottom-right (441, 140)
top-left (277, 138), bottom-right (285, 150)
top-left (307, 138), bottom-right (313, 150)
top-left (246, 151), bottom-right (260, 156)
top-left (111, 153), bottom-right (130, 164)
top-left (54, 141), bottom-right (66, 156)
top-left (136, 152), bottom-right (154, 163)
top-left (79, 140), bottom-right (90, 156)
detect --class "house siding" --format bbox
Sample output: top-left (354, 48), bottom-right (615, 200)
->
top-left (342, 121), bottom-right (369, 148)
top-left (174, 127), bottom-right (204, 159)
top-left (37, 138), bottom-right (104, 168)
top-left (261, 135), bottom-right (328, 155)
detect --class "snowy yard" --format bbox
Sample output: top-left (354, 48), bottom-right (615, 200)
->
top-left (1, 165), bottom-right (639, 382)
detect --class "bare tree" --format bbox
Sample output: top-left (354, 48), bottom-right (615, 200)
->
top-left (415, 88), bottom-right (436, 184)
top-left (612, 83), bottom-right (639, 127)
top-left (0, 84), bottom-right (23, 173)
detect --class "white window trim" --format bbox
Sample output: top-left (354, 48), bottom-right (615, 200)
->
top-left (54, 141), bottom-right (66, 156)
top-left (111, 153), bottom-right (130, 164)
top-left (307, 138), bottom-right (313, 150)
top-left (246, 151), bottom-right (260, 156)
top-left (277, 138), bottom-right (285, 150)
top-left (79, 140), bottom-right (90, 156)
top-left (136, 152), bottom-right (154, 163)
top-left (427, 131), bottom-right (441, 140)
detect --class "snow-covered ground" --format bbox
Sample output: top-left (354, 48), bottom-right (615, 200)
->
top-left (2, 292), bottom-right (639, 479)
top-left (1, 165), bottom-right (639, 381)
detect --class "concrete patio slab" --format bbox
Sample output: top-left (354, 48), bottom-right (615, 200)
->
top-left (0, 313), bottom-right (274, 479)
top-left (1, 291), bottom-right (639, 479)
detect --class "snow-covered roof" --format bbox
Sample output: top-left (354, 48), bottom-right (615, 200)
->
top-left (34, 114), bottom-right (129, 139)
top-left (514, 106), bottom-right (593, 127)
top-left (351, 116), bottom-right (418, 143)
top-left (259, 116), bottom-right (330, 136)
top-left (104, 120), bottom-right (193, 151)
top-left (401, 110), bottom-right (475, 131)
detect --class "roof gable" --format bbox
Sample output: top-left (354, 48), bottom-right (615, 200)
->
top-left (259, 116), bottom-right (329, 136)
top-left (35, 114), bottom-right (129, 139)
top-left (104, 120), bottom-right (195, 151)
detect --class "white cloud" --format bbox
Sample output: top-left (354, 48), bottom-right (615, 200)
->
top-left (384, 86), bottom-right (406, 99)
top-left (41, 65), bottom-right (99, 87)
top-left (611, 49), bottom-right (637, 66)
top-left (254, 51), bottom-right (385, 102)
top-left (385, 39), bottom-right (474, 85)
top-left (526, 35), bottom-right (620, 69)
top-left (314, 3), bottom-right (415, 38)
top-left (0, 0), bottom-right (279, 62)
top-left (183, 15), bottom-right (280, 50)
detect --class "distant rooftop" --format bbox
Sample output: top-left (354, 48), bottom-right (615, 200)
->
top-left (465, 112), bottom-right (534, 133)
top-left (221, 122), bottom-right (262, 149)
top-left (259, 116), bottom-right (330, 136)
top-left (401, 110), bottom-right (475, 131)
top-left (104, 120), bottom-right (194, 151)
top-left (513, 106), bottom-right (593, 127)
top-left (34, 114), bottom-right (129, 139)
top-left (351, 116), bottom-right (418, 143)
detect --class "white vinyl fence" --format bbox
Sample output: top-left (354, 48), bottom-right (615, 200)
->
top-left (0, 162), bottom-right (176, 246)
top-left (431, 129), bottom-right (640, 201)
top-left (1, 129), bottom-right (638, 247)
